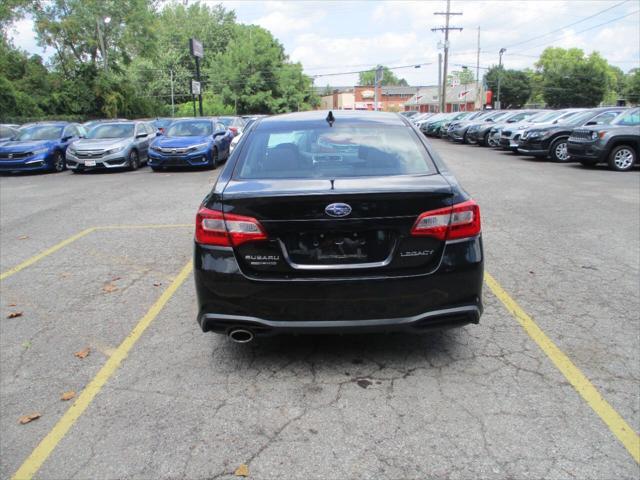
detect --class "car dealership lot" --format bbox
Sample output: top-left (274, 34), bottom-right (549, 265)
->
top-left (1, 144), bottom-right (638, 479)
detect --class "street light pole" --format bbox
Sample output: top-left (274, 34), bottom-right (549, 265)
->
top-left (496, 47), bottom-right (506, 109)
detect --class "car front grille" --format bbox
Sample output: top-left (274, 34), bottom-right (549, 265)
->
top-left (501, 130), bottom-right (511, 137)
top-left (74, 151), bottom-right (105, 159)
top-left (570, 130), bottom-right (593, 140)
top-left (156, 147), bottom-right (191, 155)
top-left (0, 152), bottom-right (31, 160)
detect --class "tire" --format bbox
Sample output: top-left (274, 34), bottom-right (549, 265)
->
top-left (482, 132), bottom-right (492, 147)
top-left (209, 148), bottom-right (218, 170)
top-left (52, 151), bottom-right (65, 172)
top-left (151, 166), bottom-right (162, 172)
top-left (607, 145), bottom-right (636, 172)
top-left (128, 149), bottom-right (140, 171)
top-left (550, 137), bottom-right (570, 162)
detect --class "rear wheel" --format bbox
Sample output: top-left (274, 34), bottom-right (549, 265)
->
top-left (482, 132), bottom-right (492, 147)
top-left (52, 151), bottom-right (65, 172)
top-left (462, 132), bottom-right (470, 144)
top-left (608, 145), bottom-right (636, 172)
top-left (128, 150), bottom-right (140, 170)
top-left (550, 138), bottom-right (569, 162)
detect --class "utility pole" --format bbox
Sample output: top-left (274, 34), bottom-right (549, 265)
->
top-left (497, 47), bottom-right (506, 109)
top-left (437, 53), bottom-right (442, 112)
top-left (373, 65), bottom-right (383, 111)
top-left (432, 0), bottom-right (462, 113)
top-left (476, 26), bottom-right (481, 109)
top-left (170, 69), bottom-right (175, 117)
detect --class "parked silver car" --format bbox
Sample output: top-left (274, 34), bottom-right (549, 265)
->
top-left (66, 121), bottom-right (157, 172)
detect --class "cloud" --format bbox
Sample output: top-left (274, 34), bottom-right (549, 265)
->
top-left (252, 1), bottom-right (327, 37)
top-left (8, 16), bottom-right (50, 60)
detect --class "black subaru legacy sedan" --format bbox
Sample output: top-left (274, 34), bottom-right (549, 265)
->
top-left (194, 110), bottom-right (483, 343)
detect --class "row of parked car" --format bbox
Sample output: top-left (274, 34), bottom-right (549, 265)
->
top-left (0, 115), bottom-right (263, 174)
top-left (402, 107), bottom-right (640, 172)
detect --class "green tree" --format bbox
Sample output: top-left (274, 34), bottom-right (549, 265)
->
top-left (448, 68), bottom-right (474, 86)
top-left (484, 67), bottom-right (532, 108)
top-left (535, 47), bottom-right (608, 107)
top-left (206, 24), bottom-right (317, 114)
top-left (358, 66), bottom-right (408, 86)
top-left (623, 68), bottom-right (640, 104)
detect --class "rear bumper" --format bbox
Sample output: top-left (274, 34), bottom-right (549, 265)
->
top-left (199, 305), bottom-right (481, 336)
top-left (195, 236), bottom-right (484, 336)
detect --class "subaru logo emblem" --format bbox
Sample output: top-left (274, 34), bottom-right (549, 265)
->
top-left (325, 203), bottom-right (352, 218)
top-left (8, 153), bottom-right (13, 158)
top-left (172, 149), bottom-right (177, 154)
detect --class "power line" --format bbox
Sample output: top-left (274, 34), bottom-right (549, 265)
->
top-left (517, 9), bottom-right (640, 53)
top-left (503, 0), bottom-right (630, 50)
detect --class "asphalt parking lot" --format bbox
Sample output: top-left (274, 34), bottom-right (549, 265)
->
top-left (1, 142), bottom-right (638, 479)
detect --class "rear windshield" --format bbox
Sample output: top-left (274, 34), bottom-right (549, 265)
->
top-left (235, 125), bottom-right (434, 179)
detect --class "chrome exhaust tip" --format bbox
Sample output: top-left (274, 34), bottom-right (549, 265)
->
top-left (228, 328), bottom-right (254, 344)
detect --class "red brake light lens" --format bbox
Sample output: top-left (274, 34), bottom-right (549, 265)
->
top-left (195, 207), bottom-right (267, 246)
top-left (411, 199), bottom-right (481, 241)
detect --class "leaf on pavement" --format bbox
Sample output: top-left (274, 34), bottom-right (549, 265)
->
top-left (60, 391), bottom-right (76, 401)
top-left (153, 282), bottom-right (162, 287)
top-left (7, 311), bottom-right (23, 319)
top-left (18, 235), bottom-right (29, 240)
top-left (111, 276), bottom-right (121, 281)
top-left (234, 464), bottom-right (249, 477)
top-left (102, 283), bottom-right (118, 293)
top-left (8, 303), bottom-right (17, 307)
top-left (74, 347), bottom-right (90, 359)
top-left (19, 413), bottom-right (41, 424)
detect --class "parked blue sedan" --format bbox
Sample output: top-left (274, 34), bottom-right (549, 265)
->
top-left (0, 122), bottom-right (85, 173)
top-left (148, 118), bottom-right (232, 171)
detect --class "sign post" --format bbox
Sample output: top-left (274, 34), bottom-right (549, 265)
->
top-left (189, 38), bottom-right (204, 116)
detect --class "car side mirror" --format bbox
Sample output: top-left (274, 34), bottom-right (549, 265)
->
top-left (136, 133), bottom-right (148, 138)
top-left (213, 130), bottom-right (226, 137)
top-left (507, 119), bottom-right (516, 123)
top-left (584, 121), bottom-right (597, 126)
top-left (62, 135), bottom-right (73, 142)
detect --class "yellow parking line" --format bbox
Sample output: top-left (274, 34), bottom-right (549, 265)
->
top-left (0, 228), bottom-right (96, 281)
top-left (96, 224), bottom-right (193, 230)
top-left (11, 260), bottom-right (193, 480)
top-left (0, 224), bottom-right (192, 281)
top-left (485, 271), bottom-right (640, 464)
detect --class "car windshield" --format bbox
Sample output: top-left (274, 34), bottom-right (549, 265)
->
top-left (13, 125), bottom-right (63, 141)
top-left (166, 120), bottom-right (213, 137)
top-left (553, 110), bottom-right (583, 124)
top-left (87, 124), bottom-right (135, 139)
top-left (217, 117), bottom-right (236, 127)
top-left (612, 108), bottom-right (640, 126)
top-left (529, 111), bottom-right (558, 123)
top-left (485, 112), bottom-right (509, 122)
top-left (154, 119), bottom-right (174, 128)
top-left (565, 111), bottom-right (601, 126)
top-left (236, 125), bottom-right (434, 179)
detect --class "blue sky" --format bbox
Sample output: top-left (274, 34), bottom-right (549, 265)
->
top-left (9, 0), bottom-right (640, 86)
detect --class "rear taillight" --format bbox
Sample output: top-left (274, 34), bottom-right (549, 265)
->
top-left (411, 199), bottom-right (481, 241)
top-left (195, 207), bottom-right (267, 246)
